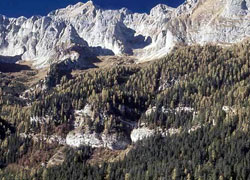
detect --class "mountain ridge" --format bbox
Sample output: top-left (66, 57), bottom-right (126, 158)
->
top-left (0, 0), bottom-right (249, 68)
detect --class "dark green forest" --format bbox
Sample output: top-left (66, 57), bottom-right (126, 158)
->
top-left (0, 41), bottom-right (249, 179)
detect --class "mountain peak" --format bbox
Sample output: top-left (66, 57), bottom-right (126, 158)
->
top-left (84, 0), bottom-right (95, 7)
top-left (150, 4), bottom-right (174, 16)
top-left (48, 0), bottom-right (97, 18)
top-left (73, 1), bottom-right (95, 9)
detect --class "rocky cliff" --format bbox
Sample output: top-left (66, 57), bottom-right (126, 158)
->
top-left (0, 0), bottom-right (249, 68)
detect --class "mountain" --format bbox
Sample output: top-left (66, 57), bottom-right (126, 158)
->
top-left (0, 0), bottom-right (249, 68)
top-left (1, 39), bottom-right (249, 180)
top-left (0, 0), bottom-right (250, 179)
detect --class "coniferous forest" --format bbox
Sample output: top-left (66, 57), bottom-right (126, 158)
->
top-left (0, 41), bottom-right (250, 179)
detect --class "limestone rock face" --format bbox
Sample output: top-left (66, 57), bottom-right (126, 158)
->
top-left (66, 131), bottom-right (103, 148)
top-left (187, 0), bottom-right (250, 46)
top-left (66, 131), bottom-right (130, 150)
top-left (0, 0), bottom-right (249, 67)
top-left (223, 0), bottom-right (250, 17)
top-left (130, 127), bottom-right (155, 143)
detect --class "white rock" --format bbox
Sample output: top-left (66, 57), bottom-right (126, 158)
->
top-left (66, 131), bottom-right (103, 148)
top-left (145, 106), bottom-right (195, 116)
top-left (131, 124), bottom-right (202, 143)
top-left (102, 133), bottom-right (130, 150)
top-left (48, 135), bottom-right (66, 145)
top-left (74, 104), bottom-right (93, 128)
top-left (0, 0), bottom-right (249, 68)
top-left (130, 127), bottom-right (155, 143)
top-left (145, 106), bottom-right (157, 116)
top-left (30, 115), bottom-right (52, 124)
top-left (66, 130), bottom-right (130, 150)
top-left (175, 107), bottom-right (194, 112)
top-left (222, 106), bottom-right (236, 113)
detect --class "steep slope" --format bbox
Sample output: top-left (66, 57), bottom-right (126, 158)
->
top-left (0, 0), bottom-right (249, 68)
top-left (187, 0), bottom-right (250, 44)
top-left (0, 40), bottom-right (249, 179)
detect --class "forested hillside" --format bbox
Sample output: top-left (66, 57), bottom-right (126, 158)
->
top-left (0, 41), bottom-right (249, 179)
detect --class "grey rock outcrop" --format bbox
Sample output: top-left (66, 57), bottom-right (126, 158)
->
top-left (66, 130), bottom-right (130, 150)
top-left (130, 127), bottom-right (155, 143)
top-left (0, 0), bottom-right (249, 68)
